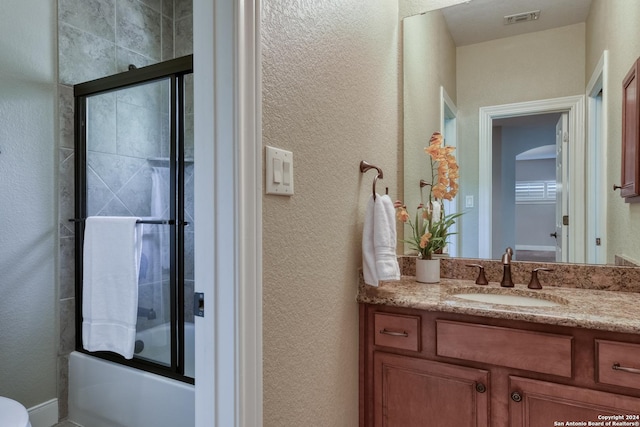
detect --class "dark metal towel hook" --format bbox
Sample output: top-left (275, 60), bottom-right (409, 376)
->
top-left (360, 160), bottom-right (384, 200)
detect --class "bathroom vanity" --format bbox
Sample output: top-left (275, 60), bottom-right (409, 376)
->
top-left (358, 260), bottom-right (640, 426)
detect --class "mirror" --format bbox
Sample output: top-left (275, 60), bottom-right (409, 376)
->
top-left (403, 0), bottom-right (640, 265)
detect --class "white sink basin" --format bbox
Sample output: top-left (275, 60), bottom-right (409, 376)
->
top-left (450, 292), bottom-right (563, 307)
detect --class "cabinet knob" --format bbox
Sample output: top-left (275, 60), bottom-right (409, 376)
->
top-left (613, 184), bottom-right (622, 191)
top-left (475, 382), bottom-right (486, 393)
top-left (510, 391), bottom-right (522, 402)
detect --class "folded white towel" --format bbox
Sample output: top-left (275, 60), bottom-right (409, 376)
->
top-left (363, 194), bottom-right (400, 286)
top-left (375, 194), bottom-right (401, 281)
top-left (82, 216), bottom-right (143, 359)
top-left (362, 195), bottom-right (377, 285)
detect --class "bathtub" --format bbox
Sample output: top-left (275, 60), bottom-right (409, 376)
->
top-left (69, 323), bottom-right (195, 427)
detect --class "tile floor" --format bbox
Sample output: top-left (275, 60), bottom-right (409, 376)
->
top-left (53, 421), bottom-right (82, 427)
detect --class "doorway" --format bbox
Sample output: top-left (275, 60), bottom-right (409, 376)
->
top-left (193, 1), bottom-right (263, 425)
top-left (441, 86), bottom-right (459, 256)
top-left (73, 56), bottom-right (195, 382)
top-left (492, 113), bottom-right (565, 262)
top-left (586, 51), bottom-right (608, 265)
top-left (478, 95), bottom-right (585, 262)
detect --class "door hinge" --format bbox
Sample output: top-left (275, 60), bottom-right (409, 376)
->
top-left (563, 215), bottom-right (569, 226)
top-left (563, 131), bottom-right (569, 143)
top-left (596, 238), bottom-right (601, 246)
top-left (194, 292), bottom-right (204, 317)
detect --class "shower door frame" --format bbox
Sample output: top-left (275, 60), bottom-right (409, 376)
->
top-left (72, 55), bottom-right (194, 384)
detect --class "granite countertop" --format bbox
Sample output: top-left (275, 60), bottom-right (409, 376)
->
top-left (357, 275), bottom-right (640, 334)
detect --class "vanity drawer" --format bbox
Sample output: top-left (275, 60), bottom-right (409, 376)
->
top-left (596, 340), bottom-right (640, 390)
top-left (374, 313), bottom-right (421, 352)
top-left (436, 320), bottom-right (573, 377)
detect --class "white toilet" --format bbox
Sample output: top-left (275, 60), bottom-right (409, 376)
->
top-left (0, 396), bottom-right (32, 427)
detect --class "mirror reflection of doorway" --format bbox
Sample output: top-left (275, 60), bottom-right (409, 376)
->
top-left (441, 87), bottom-right (459, 257)
top-left (491, 113), bottom-right (567, 262)
top-left (478, 96), bottom-right (585, 262)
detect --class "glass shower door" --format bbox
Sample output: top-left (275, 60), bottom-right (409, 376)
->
top-left (75, 55), bottom-right (194, 382)
top-left (182, 72), bottom-right (195, 379)
top-left (85, 77), bottom-right (173, 369)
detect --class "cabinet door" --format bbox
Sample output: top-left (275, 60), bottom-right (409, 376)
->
top-left (621, 58), bottom-right (640, 200)
top-left (374, 352), bottom-right (489, 427)
top-left (509, 376), bottom-right (640, 427)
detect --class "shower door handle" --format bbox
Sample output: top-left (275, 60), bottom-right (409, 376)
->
top-left (194, 292), bottom-right (204, 317)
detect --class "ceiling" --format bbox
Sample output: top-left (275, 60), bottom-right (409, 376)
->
top-left (439, 0), bottom-right (593, 46)
top-left (493, 113), bottom-right (561, 128)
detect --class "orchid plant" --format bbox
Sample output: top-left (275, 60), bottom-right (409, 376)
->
top-left (396, 131), bottom-right (462, 260)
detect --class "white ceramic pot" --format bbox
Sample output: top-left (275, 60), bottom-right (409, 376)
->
top-left (416, 258), bottom-right (440, 283)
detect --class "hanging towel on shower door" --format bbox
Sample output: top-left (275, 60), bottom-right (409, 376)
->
top-left (82, 216), bottom-right (143, 359)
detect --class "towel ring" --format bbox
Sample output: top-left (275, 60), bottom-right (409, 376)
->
top-left (360, 160), bottom-right (384, 200)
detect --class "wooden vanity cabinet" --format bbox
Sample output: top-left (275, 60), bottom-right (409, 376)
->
top-left (360, 304), bottom-right (640, 427)
top-left (374, 352), bottom-right (489, 427)
top-left (508, 376), bottom-right (640, 427)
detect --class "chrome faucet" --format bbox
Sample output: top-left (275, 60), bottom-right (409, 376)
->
top-left (500, 247), bottom-right (514, 287)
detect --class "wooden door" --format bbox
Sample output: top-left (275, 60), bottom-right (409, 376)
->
top-left (621, 58), bottom-right (640, 200)
top-left (509, 376), bottom-right (640, 427)
top-left (374, 352), bottom-right (490, 427)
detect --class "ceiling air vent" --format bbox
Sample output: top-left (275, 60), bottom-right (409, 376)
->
top-left (503, 10), bottom-right (540, 25)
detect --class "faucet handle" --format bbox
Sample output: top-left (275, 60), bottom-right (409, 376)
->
top-left (466, 264), bottom-right (488, 285)
top-left (528, 267), bottom-right (554, 289)
top-left (502, 247), bottom-right (514, 264)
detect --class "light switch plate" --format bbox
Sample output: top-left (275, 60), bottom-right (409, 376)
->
top-left (265, 146), bottom-right (294, 196)
top-left (465, 195), bottom-right (474, 208)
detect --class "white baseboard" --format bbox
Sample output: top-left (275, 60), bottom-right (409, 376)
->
top-left (28, 399), bottom-right (58, 427)
top-left (515, 245), bottom-right (555, 252)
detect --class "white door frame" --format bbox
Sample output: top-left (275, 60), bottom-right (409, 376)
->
top-left (440, 86), bottom-right (458, 256)
top-left (478, 95), bottom-right (585, 262)
top-left (194, 0), bottom-right (263, 426)
top-left (585, 51), bottom-right (608, 264)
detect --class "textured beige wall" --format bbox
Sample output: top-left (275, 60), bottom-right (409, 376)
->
top-left (586, 0), bottom-right (640, 263)
top-left (402, 10), bottom-right (456, 227)
top-left (261, 1), bottom-right (398, 426)
top-left (0, 0), bottom-right (57, 408)
top-left (456, 24), bottom-right (586, 257)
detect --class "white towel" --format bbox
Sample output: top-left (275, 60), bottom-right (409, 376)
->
top-left (82, 216), bottom-right (143, 359)
top-left (363, 194), bottom-right (400, 286)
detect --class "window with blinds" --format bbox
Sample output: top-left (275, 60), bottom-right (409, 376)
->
top-left (515, 180), bottom-right (556, 203)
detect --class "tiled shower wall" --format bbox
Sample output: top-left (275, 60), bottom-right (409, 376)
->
top-left (57, 0), bottom-right (192, 419)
